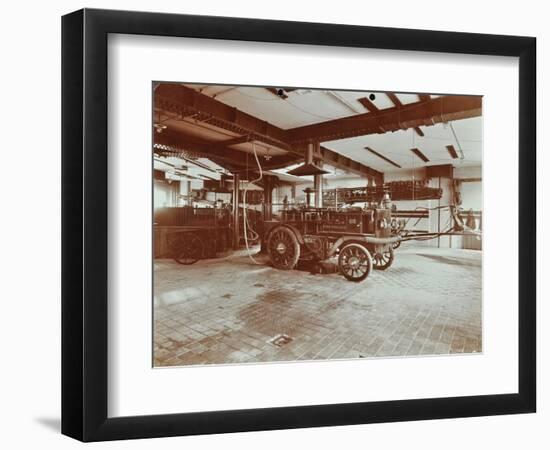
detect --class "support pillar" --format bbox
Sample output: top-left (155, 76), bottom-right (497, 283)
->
top-left (186, 181), bottom-right (192, 206)
top-left (263, 175), bottom-right (274, 221)
top-left (313, 142), bottom-right (324, 208)
top-left (303, 187), bottom-right (314, 208)
top-left (313, 172), bottom-right (323, 208)
top-left (232, 173), bottom-right (240, 249)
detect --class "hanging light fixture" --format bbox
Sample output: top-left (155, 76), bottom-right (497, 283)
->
top-left (286, 142), bottom-right (329, 176)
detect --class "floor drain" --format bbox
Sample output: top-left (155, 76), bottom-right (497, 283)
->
top-left (268, 334), bottom-right (293, 347)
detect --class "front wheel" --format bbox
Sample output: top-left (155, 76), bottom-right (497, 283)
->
top-left (373, 247), bottom-right (394, 270)
top-left (267, 226), bottom-right (300, 270)
top-left (338, 243), bottom-right (372, 282)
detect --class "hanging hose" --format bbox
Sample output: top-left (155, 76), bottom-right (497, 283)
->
top-left (242, 142), bottom-right (263, 265)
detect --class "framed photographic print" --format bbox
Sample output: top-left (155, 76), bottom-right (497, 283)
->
top-left (61, 8), bottom-right (536, 442)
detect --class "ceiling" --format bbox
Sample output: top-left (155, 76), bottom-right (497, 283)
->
top-left (154, 83), bottom-right (482, 179)
top-left (324, 117), bottom-right (481, 170)
top-left (184, 84), bottom-right (442, 129)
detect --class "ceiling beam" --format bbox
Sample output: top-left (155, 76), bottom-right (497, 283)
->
top-left (366, 147), bottom-right (402, 169)
top-left (288, 95), bottom-right (482, 143)
top-left (446, 144), bottom-right (459, 159)
top-left (358, 97), bottom-right (387, 133)
top-left (386, 92), bottom-right (403, 107)
top-left (219, 135), bottom-right (253, 146)
top-left (155, 83), bottom-right (292, 151)
top-left (155, 84), bottom-right (382, 181)
top-left (413, 126), bottom-right (424, 137)
top-left (319, 146), bottom-right (383, 183)
top-left (155, 129), bottom-right (383, 183)
top-left (358, 97), bottom-right (379, 113)
top-left (411, 147), bottom-right (430, 163)
top-left (154, 130), bottom-right (298, 172)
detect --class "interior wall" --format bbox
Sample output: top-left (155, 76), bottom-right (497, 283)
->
top-left (460, 181), bottom-right (482, 211)
top-left (154, 180), bottom-right (178, 208)
top-left (459, 180), bottom-right (483, 250)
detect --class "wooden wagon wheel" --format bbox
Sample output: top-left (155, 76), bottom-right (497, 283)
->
top-left (338, 242), bottom-right (372, 282)
top-left (174, 232), bottom-right (204, 265)
top-left (267, 226), bottom-right (300, 270)
top-left (373, 247), bottom-right (394, 270)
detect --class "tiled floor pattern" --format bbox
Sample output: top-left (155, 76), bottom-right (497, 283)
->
top-left (154, 247), bottom-right (482, 366)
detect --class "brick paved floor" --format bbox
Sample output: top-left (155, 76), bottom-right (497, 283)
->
top-left (154, 246), bottom-right (481, 367)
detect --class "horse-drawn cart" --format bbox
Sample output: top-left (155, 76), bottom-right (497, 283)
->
top-left (154, 206), bottom-right (232, 265)
top-left (154, 205), bottom-right (262, 265)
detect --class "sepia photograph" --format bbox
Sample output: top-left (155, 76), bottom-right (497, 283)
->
top-left (152, 82), bottom-right (483, 367)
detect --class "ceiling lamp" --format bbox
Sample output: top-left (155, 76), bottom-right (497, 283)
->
top-left (286, 143), bottom-right (329, 176)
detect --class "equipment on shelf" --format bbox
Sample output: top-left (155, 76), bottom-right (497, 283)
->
top-left (323, 180), bottom-right (442, 206)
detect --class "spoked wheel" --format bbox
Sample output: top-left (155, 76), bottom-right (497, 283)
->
top-left (373, 246), bottom-right (394, 270)
top-left (174, 233), bottom-right (204, 265)
top-left (338, 243), bottom-right (372, 282)
top-left (267, 226), bottom-right (300, 270)
top-left (393, 230), bottom-right (406, 249)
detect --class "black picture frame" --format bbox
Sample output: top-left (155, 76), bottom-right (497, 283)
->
top-left (62, 8), bottom-right (536, 442)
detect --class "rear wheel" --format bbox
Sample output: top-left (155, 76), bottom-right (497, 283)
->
top-left (267, 226), bottom-right (300, 270)
top-left (338, 243), bottom-right (372, 282)
top-left (174, 233), bottom-right (204, 265)
top-left (373, 247), bottom-right (394, 270)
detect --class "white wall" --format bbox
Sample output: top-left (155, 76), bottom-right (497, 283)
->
top-left (461, 181), bottom-right (482, 211)
top-left (385, 166), bottom-right (483, 248)
top-left (455, 165), bottom-right (482, 179)
top-left (0, 2), bottom-right (545, 450)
